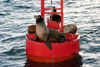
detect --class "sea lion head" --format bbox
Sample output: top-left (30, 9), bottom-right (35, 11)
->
top-left (53, 6), bottom-right (56, 12)
top-left (64, 26), bottom-right (70, 33)
top-left (34, 15), bottom-right (44, 23)
top-left (64, 24), bottom-right (77, 34)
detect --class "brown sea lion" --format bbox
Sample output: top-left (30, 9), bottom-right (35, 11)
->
top-left (28, 24), bottom-right (36, 34)
top-left (34, 15), bottom-right (51, 49)
top-left (28, 24), bottom-right (65, 42)
top-left (28, 23), bottom-right (77, 35)
top-left (63, 23), bottom-right (77, 34)
top-left (34, 15), bottom-right (65, 50)
top-left (27, 24), bottom-right (39, 41)
top-left (52, 6), bottom-right (56, 12)
top-left (50, 6), bottom-right (61, 23)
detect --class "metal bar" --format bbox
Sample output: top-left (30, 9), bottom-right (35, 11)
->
top-left (61, 0), bottom-right (64, 32)
top-left (44, 12), bottom-right (61, 14)
top-left (51, 0), bottom-right (52, 11)
top-left (44, 8), bottom-right (61, 10)
top-left (41, 0), bottom-right (44, 17)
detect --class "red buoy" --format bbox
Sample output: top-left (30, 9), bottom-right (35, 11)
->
top-left (26, 0), bottom-right (80, 63)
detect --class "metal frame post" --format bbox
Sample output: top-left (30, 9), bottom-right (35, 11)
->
top-left (41, 0), bottom-right (44, 17)
top-left (61, 0), bottom-right (63, 32)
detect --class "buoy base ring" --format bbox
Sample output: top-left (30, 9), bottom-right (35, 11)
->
top-left (26, 53), bottom-right (78, 63)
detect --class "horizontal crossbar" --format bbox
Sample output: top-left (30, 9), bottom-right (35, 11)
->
top-left (44, 8), bottom-right (61, 10)
top-left (44, 12), bottom-right (61, 14)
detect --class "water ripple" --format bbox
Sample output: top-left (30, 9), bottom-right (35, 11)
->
top-left (3, 0), bottom-right (11, 3)
top-left (1, 35), bottom-right (26, 43)
top-left (14, 5), bottom-right (32, 9)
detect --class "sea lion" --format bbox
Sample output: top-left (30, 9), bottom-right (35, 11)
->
top-left (28, 24), bottom-right (36, 34)
top-left (27, 24), bottom-right (39, 41)
top-left (63, 23), bottom-right (77, 34)
top-left (34, 15), bottom-right (52, 50)
top-left (28, 23), bottom-right (77, 35)
top-left (28, 24), bottom-right (65, 42)
top-left (50, 6), bottom-right (61, 23)
top-left (34, 15), bottom-right (65, 50)
top-left (52, 6), bottom-right (56, 12)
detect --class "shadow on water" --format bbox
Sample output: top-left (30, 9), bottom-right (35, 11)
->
top-left (24, 53), bottom-right (83, 67)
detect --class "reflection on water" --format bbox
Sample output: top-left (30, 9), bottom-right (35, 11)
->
top-left (24, 53), bottom-right (83, 67)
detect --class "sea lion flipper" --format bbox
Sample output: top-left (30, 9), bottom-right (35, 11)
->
top-left (44, 42), bottom-right (52, 50)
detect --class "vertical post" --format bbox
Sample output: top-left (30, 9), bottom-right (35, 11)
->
top-left (51, 0), bottom-right (52, 12)
top-left (61, 0), bottom-right (63, 32)
top-left (41, 0), bottom-right (44, 17)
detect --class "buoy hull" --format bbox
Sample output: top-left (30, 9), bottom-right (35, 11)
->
top-left (26, 37), bottom-right (80, 62)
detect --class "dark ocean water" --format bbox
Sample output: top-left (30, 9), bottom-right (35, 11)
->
top-left (0, 0), bottom-right (100, 67)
